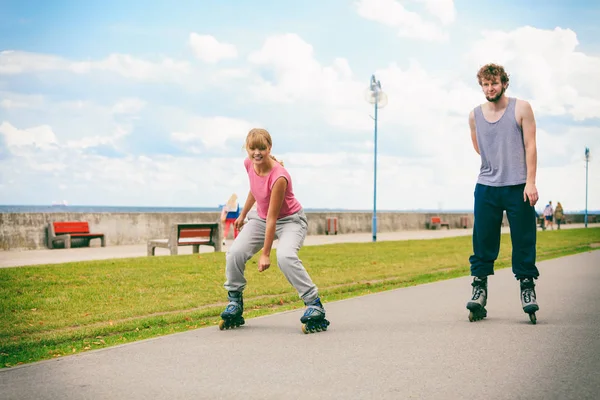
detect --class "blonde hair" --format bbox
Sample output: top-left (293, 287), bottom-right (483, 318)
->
top-left (226, 193), bottom-right (238, 209)
top-left (245, 128), bottom-right (284, 166)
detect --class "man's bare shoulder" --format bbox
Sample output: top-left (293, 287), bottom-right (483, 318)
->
top-left (515, 98), bottom-right (533, 111)
top-left (469, 103), bottom-right (482, 117)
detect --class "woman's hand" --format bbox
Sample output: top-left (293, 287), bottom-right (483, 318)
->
top-left (234, 216), bottom-right (245, 231)
top-left (258, 253), bottom-right (271, 272)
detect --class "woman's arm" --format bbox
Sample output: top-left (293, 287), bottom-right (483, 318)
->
top-left (240, 191), bottom-right (256, 219)
top-left (234, 191), bottom-right (256, 230)
top-left (258, 178), bottom-right (286, 272)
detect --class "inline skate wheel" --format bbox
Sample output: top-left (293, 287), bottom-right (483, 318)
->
top-left (468, 308), bottom-right (486, 322)
top-left (219, 318), bottom-right (244, 330)
top-left (302, 320), bottom-right (330, 334)
top-left (529, 313), bottom-right (537, 325)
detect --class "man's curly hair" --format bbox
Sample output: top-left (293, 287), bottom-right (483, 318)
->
top-left (477, 63), bottom-right (510, 87)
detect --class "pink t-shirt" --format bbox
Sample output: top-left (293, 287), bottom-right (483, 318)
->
top-left (244, 158), bottom-right (302, 220)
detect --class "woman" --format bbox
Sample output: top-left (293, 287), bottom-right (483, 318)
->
top-left (219, 128), bottom-right (329, 334)
top-left (555, 202), bottom-right (564, 230)
top-left (220, 193), bottom-right (240, 244)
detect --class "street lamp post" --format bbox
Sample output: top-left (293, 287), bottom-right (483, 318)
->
top-left (365, 75), bottom-right (388, 242)
top-left (584, 147), bottom-right (590, 228)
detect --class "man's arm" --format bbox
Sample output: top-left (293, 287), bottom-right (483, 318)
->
top-left (469, 110), bottom-right (480, 155)
top-left (519, 100), bottom-right (539, 206)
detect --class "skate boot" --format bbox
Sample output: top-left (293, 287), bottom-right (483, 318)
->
top-left (300, 297), bottom-right (330, 334)
top-left (466, 276), bottom-right (488, 322)
top-left (520, 278), bottom-right (539, 324)
top-left (219, 291), bottom-right (245, 330)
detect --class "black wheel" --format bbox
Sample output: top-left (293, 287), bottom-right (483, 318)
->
top-left (529, 313), bottom-right (537, 325)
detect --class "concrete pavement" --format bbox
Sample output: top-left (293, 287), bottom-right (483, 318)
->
top-left (1, 249), bottom-right (599, 399)
top-left (0, 223), bottom-right (592, 268)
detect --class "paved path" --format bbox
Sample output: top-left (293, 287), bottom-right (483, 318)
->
top-left (0, 223), bottom-right (591, 268)
top-left (1, 250), bottom-right (599, 399)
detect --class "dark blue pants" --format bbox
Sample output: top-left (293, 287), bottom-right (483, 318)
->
top-left (469, 183), bottom-right (539, 280)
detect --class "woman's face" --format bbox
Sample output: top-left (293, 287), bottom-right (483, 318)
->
top-left (247, 143), bottom-right (271, 167)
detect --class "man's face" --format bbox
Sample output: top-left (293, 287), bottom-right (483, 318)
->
top-left (480, 76), bottom-right (506, 103)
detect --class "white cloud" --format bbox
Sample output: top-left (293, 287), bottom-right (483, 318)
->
top-left (355, 0), bottom-right (453, 41)
top-left (248, 33), bottom-right (367, 130)
top-left (112, 98), bottom-right (146, 115)
top-left (0, 93), bottom-right (45, 109)
top-left (72, 54), bottom-right (191, 82)
top-left (416, 0), bottom-right (456, 25)
top-left (0, 121), bottom-right (58, 149)
top-left (0, 50), bottom-right (68, 74)
top-left (468, 26), bottom-right (600, 120)
top-left (246, 34), bottom-right (482, 154)
top-left (65, 124), bottom-right (130, 150)
top-left (189, 33), bottom-right (238, 63)
top-left (0, 150), bottom-right (251, 207)
top-left (0, 51), bottom-right (191, 83)
top-left (1, 11), bottom-right (599, 212)
top-left (171, 116), bottom-right (257, 150)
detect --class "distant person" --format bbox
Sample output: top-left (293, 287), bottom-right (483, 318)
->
top-left (221, 194), bottom-right (240, 244)
top-left (554, 201), bottom-right (564, 230)
top-left (534, 209), bottom-right (544, 230)
top-left (538, 209), bottom-right (546, 230)
top-left (543, 201), bottom-right (554, 231)
top-left (466, 63), bottom-right (540, 324)
top-left (219, 128), bottom-right (329, 334)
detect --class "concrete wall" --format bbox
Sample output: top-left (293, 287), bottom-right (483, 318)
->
top-left (1, 211), bottom-right (477, 250)
top-left (0, 212), bottom-right (223, 250)
top-left (1, 211), bottom-right (594, 251)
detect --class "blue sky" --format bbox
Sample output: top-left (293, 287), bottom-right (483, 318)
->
top-left (0, 0), bottom-right (599, 211)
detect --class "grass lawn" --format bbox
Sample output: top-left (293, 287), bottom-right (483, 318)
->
top-left (1, 227), bottom-right (599, 367)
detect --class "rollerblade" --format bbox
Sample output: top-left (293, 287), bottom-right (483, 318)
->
top-left (219, 291), bottom-right (245, 330)
top-left (466, 276), bottom-right (487, 322)
top-left (300, 297), bottom-right (330, 334)
top-left (520, 278), bottom-right (539, 324)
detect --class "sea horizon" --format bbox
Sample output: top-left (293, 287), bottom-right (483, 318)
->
top-left (1, 204), bottom-right (597, 214)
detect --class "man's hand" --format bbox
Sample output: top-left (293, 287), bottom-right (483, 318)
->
top-left (234, 216), bottom-right (245, 231)
top-left (524, 183), bottom-right (539, 206)
top-left (258, 253), bottom-right (271, 272)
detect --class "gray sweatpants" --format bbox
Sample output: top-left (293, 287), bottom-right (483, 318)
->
top-left (224, 209), bottom-right (319, 303)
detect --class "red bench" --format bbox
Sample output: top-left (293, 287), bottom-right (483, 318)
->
top-left (325, 217), bottom-right (338, 235)
top-left (47, 221), bottom-right (106, 249)
top-left (429, 216), bottom-right (450, 230)
top-left (147, 223), bottom-right (222, 255)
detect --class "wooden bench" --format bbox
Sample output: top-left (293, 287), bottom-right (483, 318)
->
top-left (147, 223), bottom-right (222, 256)
top-left (428, 216), bottom-right (450, 230)
top-left (47, 221), bottom-right (106, 249)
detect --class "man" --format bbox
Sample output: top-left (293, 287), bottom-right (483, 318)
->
top-left (543, 201), bottom-right (554, 230)
top-left (466, 63), bottom-right (540, 324)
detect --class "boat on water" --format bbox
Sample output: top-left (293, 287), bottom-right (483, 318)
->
top-left (51, 200), bottom-right (69, 207)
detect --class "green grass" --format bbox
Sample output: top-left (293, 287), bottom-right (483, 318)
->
top-left (1, 228), bottom-right (599, 367)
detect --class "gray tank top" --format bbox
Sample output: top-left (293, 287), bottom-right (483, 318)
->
top-left (474, 97), bottom-right (527, 186)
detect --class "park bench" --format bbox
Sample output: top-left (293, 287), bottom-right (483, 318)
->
top-left (428, 216), bottom-right (450, 230)
top-left (47, 221), bottom-right (106, 249)
top-left (147, 223), bottom-right (222, 256)
top-left (325, 217), bottom-right (338, 235)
